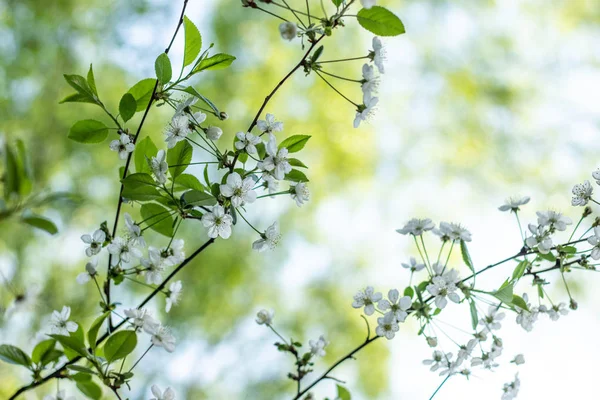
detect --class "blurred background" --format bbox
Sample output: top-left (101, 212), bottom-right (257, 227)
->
top-left (1, 0), bottom-right (600, 399)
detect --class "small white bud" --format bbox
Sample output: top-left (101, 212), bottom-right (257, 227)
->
top-left (278, 22), bottom-right (297, 41)
top-left (426, 336), bottom-right (438, 347)
top-left (206, 126), bottom-right (223, 141)
top-left (512, 354), bottom-right (525, 365)
top-left (256, 309), bottom-right (274, 325)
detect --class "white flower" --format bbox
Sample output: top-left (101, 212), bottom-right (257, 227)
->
top-left (257, 113), bottom-right (284, 135)
top-left (536, 210), bottom-right (572, 231)
top-left (397, 218), bottom-right (435, 236)
top-left (401, 257), bottom-right (426, 273)
top-left (109, 133), bottom-right (135, 160)
top-left (220, 172), bottom-right (257, 207)
top-left (206, 126), bottom-right (223, 141)
top-left (360, 0), bottom-right (376, 9)
top-left (142, 247), bottom-right (165, 284)
top-left (371, 37), bottom-right (385, 74)
top-left (124, 212), bottom-right (145, 247)
top-left (593, 169), bottom-right (600, 185)
top-left (150, 385), bottom-right (176, 400)
top-left (189, 111), bottom-right (207, 126)
top-left (252, 222), bottom-right (281, 252)
top-left (149, 325), bottom-right (176, 352)
top-left (353, 93), bottom-right (378, 128)
top-left (76, 258), bottom-right (97, 284)
top-left (259, 137), bottom-right (292, 180)
top-left (256, 309), bottom-right (274, 325)
top-left (291, 182), bottom-right (310, 207)
top-left (201, 205), bottom-right (233, 239)
top-left (423, 351), bottom-right (452, 372)
top-left (81, 229), bottom-right (105, 257)
top-left (498, 196), bottom-right (530, 212)
top-left (309, 335), bottom-right (329, 357)
top-left (587, 226), bottom-right (600, 259)
top-left (159, 239), bottom-right (186, 267)
top-left (456, 340), bottom-right (477, 363)
top-left (151, 149), bottom-right (168, 184)
top-left (165, 280), bottom-right (182, 313)
top-left (434, 222), bottom-right (472, 242)
top-left (43, 390), bottom-right (75, 400)
top-left (426, 337), bottom-right (438, 347)
top-left (165, 115), bottom-right (191, 149)
top-left (426, 275), bottom-right (460, 309)
top-left (525, 224), bottom-right (553, 254)
top-left (107, 236), bottom-right (142, 266)
top-left (515, 293), bottom-right (540, 332)
top-left (174, 96), bottom-right (197, 117)
top-left (471, 351), bottom-right (499, 369)
top-left (376, 313), bottom-right (399, 340)
top-left (235, 131), bottom-right (261, 154)
top-left (278, 22), bottom-right (297, 41)
top-left (378, 289), bottom-right (412, 322)
top-left (49, 306), bottom-right (78, 335)
top-left (124, 308), bottom-right (159, 332)
top-left (352, 286), bottom-right (382, 316)
top-left (572, 180), bottom-right (593, 206)
top-left (547, 302), bottom-right (568, 321)
top-left (262, 173), bottom-right (279, 196)
top-left (501, 374), bottom-right (520, 400)
top-left (479, 305), bottom-right (505, 331)
top-left (512, 354), bottom-right (525, 365)
top-left (361, 63), bottom-right (378, 96)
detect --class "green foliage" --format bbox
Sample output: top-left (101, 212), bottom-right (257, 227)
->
top-left (511, 260), bottom-right (529, 282)
top-left (127, 78), bottom-right (157, 112)
top-left (469, 299), bottom-right (478, 330)
top-left (284, 169), bottom-right (309, 183)
top-left (511, 294), bottom-right (529, 311)
top-left (103, 330), bottom-right (137, 363)
top-left (279, 135), bottom-right (311, 153)
top-left (140, 203), bottom-right (174, 237)
top-left (77, 380), bottom-right (103, 400)
top-left (119, 93), bottom-right (137, 123)
top-left (134, 136), bottom-right (158, 174)
top-left (60, 73), bottom-right (101, 105)
top-left (357, 6), bottom-right (405, 37)
top-left (87, 312), bottom-right (110, 352)
top-left (155, 53), bottom-right (173, 84)
top-left (181, 86), bottom-right (221, 116)
top-left (492, 281), bottom-right (514, 305)
top-left (403, 286), bottom-right (414, 299)
top-left (0, 344), bottom-right (32, 368)
top-left (49, 334), bottom-right (87, 359)
top-left (167, 140), bottom-right (193, 179)
top-left (121, 173), bottom-right (161, 201)
top-left (183, 16), bottom-right (202, 67)
top-left (176, 174), bottom-right (206, 192)
top-left (21, 212), bottom-right (58, 234)
top-left (336, 384), bottom-right (351, 400)
top-left (194, 53), bottom-right (236, 72)
top-left (181, 190), bottom-right (217, 207)
top-left (460, 240), bottom-right (475, 275)
top-left (68, 120), bottom-right (109, 144)
top-left (31, 339), bottom-right (56, 365)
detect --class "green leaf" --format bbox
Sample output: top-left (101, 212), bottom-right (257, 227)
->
top-left (511, 260), bottom-right (529, 282)
top-left (460, 240), bottom-right (475, 274)
top-left (183, 16), bottom-right (202, 67)
top-left (60, 74), bottom-right (100, 105)
top-left (284, 169), bottom-right (309, 182)
top-left (119, 93), bottom-right (137, 123)
top-left (203, 164), bottom-right (211, 187)
top-left (140, 203), bottom-right (174, 237)
top-left (3, 143), bottom-right (19, 201)
top-left (49, 334), bottom-right (87, 358)
top-left (288, 158), bottom-right (308, 168)
top-left (86, 64), bottom-right (98, 97)
top-left (32, 339), bottom-right (56, 365)
top-left (469, 300), bottom-right (478, 330)
top-left (538, 251), bottom-right (556, 262)
top-left (127, 78), bottom-right (157, 112)
top-left (560, 246), bottom-right (577, 254)
top-left (40, 350), bottom-right (63, 366)
top-left (176, 174), bottom-right (206, 192)
top-left (403, 286), bottom-right (414, 299)
top-left (0, 344), bottom-right (32, 368)
top-left (71, 372), bottom-right (93, 382)
top-left (68, 365), bottom-right (97, 375)
top-left (278, 135), bottom-right (311, 153)
top-left (336, 384), bottom-right (351, 400)
top-left (167, 140), bottom-right (193, 179)
top-left (181, 86), bottom-right (221, 116)
top-left (511, 294), bottom-right (530, 312)
top-left (77, 380), bottom-right (103, 400)
top-left (87, 312), bottom-right (110, 352)
top-left (181, 190), bottom-right (217, 207)
top-left (68, 119), bottom-right (109, 144)
top-left (357, 6), bottom-right (405, 37)
top-left (21, 213), bottom-right (58, 235)
top-left (134, 136), bottom-right (158, 174)
top-left (155, 53), bottom-right (173, 83)
top-left (104, 330), bottom-right (137, 363)
top-left (121, 173), bottom-right (161, 201)
top-left (331, 0), bottom-right (343, 6)
top-left (492, 282), bottom-right (514, 305)
top-left (194, 53), bottom-right (236, 72)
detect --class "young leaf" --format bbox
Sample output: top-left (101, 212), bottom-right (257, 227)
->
top-left (119, 93), bottom-right (137, 123)
top-left (155, 53), bottom-right (173, 84)
top-left (469, 299), bottom-right (478, 330)
top-left (104, 330), bottom-right (137, 363)
top-left (278, 135), bottom-right (311, 153)
top-left (492, 282), bottom-right (514, 305)
top-left (181, 190), bottom-right (217, 207)
top-left (49, 334), bottom-right (87, 358)
top-left (86, 64), bottom-right (98, 97)
top-left (68, 120), bottom-right (109, 144)
top-left (357, 6), bottom-right (406, 37)
top-left (60, 74), bottom-right (100, 105)
top-left (181, 86), bottom-right (221, 116)
top-left (121, 173), bottom-right (161, 201)
top-left (183, 16), bottom-right (202, 67)
top-left (511, 294), bottom-right (530, 312)
top-left (31, 339), bottom-right (56, 365)
top-left (127, 78), bottom-right (157, 112)
top-left (511, 260), bottom-right (529, 282)
top-left (77, 381), bottom-right (103, 400)
top-left (21, 213), bottom-right (58, 235)
top-left (336, 385), bottom-right (351, 400)
top-left (284, 169), bottom-right (309, 183)
top-left (87, 312), bottom-right (110, 352)
top-left (288, 158), bottom-right (308, 168)
top-left (67, 365), bottom-right (97, 375)
top-left (167, 140), bottom-right (193, 179)
top-left (140, 203), bottom-right (174, 237)
top-left (3, 143), bottom-right (19, 201)
top-left (134, 136), bottom-right (158, 174)
top-left (194, 53), bottom-right (236, 72)
top-left (0, 344), bottom-right (32, 368)
top-left (176, 174), bottom-right (206, 192)
top-left (331, 0), bottom-right (343, 7)
top-left (460, 240), bottom-right (475, 274)
top-left (403, 286), bottom-right (414, 299)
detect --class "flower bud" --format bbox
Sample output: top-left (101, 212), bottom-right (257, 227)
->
top-left (512, 354), bottom-right (525, 365)
top-left (219, 111), bottom-right (229, 120)
top-left (583, 206), bottom-right (592, 218)
top-left (426, 336), bottom-right (438, 347)
top-left (206, 126), bottom-right (223, 141)
top-left (255, 309), bottom-right (274, 325)
top-left (570, 298), bottom-right (578, 310)
top-left (279, 22), bottom-right (297, 41)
